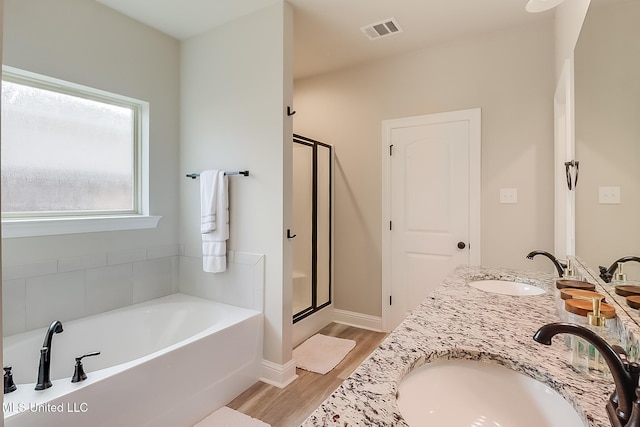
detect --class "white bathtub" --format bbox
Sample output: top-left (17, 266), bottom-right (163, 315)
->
top-left (3, 293), bottom-right (263, 427)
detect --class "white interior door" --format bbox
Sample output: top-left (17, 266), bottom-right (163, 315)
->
top-left (382, 109), bottom-right (481, 331)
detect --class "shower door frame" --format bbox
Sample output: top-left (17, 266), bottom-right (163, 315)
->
top-left (292, 134), bottom-right (333, 323)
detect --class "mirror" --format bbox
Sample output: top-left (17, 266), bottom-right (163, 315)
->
top-left (575, 0), bottom-right (640, 275)
top-left (574, 0), bottom-right (640, 319)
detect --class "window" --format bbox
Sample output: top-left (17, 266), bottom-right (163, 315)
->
top-left (1, 67), bottom-right (159, 237)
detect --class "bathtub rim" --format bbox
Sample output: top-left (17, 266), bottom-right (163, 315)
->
top-left (3, 292), bottom-right (263, 418)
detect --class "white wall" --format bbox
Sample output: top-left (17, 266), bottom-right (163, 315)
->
top-left (2, 0), bottom-right (180, 333)
top-left (179, 1), bottom-right (294, 376)
top-left (294, 19), bottom-right (556, 317)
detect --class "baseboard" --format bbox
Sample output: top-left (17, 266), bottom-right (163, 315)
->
top-left (333, 309), bottom-right (383, 332)
top-left (260, 359), bottom-right (298, 389)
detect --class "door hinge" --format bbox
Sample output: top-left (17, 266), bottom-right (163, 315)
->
top-left (389, 295), bottom-right (392, 305)
top-left (389, 144), bottom-right (393, 156)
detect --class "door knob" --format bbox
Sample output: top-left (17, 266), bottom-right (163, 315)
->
top-left (457, 242), bottom-right (466, 250)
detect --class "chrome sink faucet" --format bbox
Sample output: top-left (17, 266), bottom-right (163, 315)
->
top-left (534, 322), bottom-right (640, 427)
top-left (35, 320), bottom-right (63, 390)
top-left (599, 256), bottom-right (640, 283)
top-left (526, 250), bottom-right (567, 277)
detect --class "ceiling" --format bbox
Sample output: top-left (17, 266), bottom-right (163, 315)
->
top-left (96, 0), bottom-right (552, 79)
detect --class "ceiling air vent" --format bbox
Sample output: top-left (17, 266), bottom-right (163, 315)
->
top-left (360, 18), bottom-right (403, 41)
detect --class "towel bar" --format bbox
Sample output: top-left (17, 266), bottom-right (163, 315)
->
top-left (186, 171), bottom-right (249, 179)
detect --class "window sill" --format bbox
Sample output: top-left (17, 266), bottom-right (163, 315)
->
top-left (2, 215), bottom-right (162, 238)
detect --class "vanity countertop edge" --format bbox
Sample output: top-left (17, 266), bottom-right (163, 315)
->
top-left (302, 264), bottom-right (612, 427)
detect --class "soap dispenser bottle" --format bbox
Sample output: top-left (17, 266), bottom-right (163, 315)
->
top-left (613, 262), bottom-right (627, 284)
top-left (563, 258), bottom-right (579, 280)
top-left (569, 295), bottom-right (617, 378)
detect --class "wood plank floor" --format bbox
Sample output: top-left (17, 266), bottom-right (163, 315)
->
top-left (227, 323), bottom-right (387, 427)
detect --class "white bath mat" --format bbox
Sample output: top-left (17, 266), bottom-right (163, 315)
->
top-left (293, 333), bottom-right (356, 374)
top-left (194, 407), bottom-right (271, 427)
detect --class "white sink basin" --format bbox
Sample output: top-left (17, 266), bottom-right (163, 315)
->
top-left (397, 359), bottom-right (585, 427)
top-left (468, 279), bottom-right (545, 296)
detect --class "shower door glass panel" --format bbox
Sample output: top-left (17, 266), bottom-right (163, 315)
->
top-left (316, 144), bottom-right (331, 307)
top-left (292, 135), bottom-right (333, 323)
top-left (292, 142), bottom-right (313, 316)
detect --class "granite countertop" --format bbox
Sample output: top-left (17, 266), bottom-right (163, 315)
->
top-left (576, 258), bottom-right (640, 362)
top-left (302, 265), bottom-right (613, 427)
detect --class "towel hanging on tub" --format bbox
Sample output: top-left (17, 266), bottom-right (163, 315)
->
top-left (200, 170), bottom-right (229, 273)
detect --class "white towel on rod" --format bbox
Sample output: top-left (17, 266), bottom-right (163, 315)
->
top-left (200, 170), bottom-right (219, 233)
top-left (200, 170), bottom-right (229, 273)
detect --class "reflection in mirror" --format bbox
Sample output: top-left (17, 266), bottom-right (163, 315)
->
top-left (575, 0), bottom-right (640, 286)
top-left (575, 0), bottom-right (640, 325)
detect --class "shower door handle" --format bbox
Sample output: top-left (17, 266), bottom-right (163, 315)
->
top-left (287, 229), bottom-right (297, 239)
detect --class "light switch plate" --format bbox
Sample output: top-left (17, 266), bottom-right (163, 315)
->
top-left (500, 188), bottom-right (518, 204)
top-left (599, 186), bottom-right (621, 204)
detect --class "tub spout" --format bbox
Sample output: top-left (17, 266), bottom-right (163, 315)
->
top-left (526, 250), bottom-right (567, 277)
top-left (534, 322), bottom-right (640, 427)
top-left (35, 320), bottom-right (63, 391)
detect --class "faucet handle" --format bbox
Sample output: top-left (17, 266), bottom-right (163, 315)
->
top-left (75, 351), bottom-right (100, 363)
top-left (611, 346), bottom-right (640, 375)
top-left (618, 362), bottom-right (640, 416)
top-left (623, 386), bottom-right (640, 427)
top-left (613, 345), bottom-right (629, 361)
top-left (71, 351), bottom-right (101, 383)
top-left (600, 266), bottom-right (614, 283)
top-left (607, 351), bottom-right (640, 416)
top-left (4, 366), bottom-right (17, 394)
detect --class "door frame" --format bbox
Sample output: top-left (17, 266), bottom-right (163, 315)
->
top-left (553, 59), bottom-right (576, 258)
top-left (291, 134), bottom-right (334, 324)
top-left (381, 108), bottom-right (482, 332)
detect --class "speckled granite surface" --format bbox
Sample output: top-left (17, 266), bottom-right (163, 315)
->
top-left (575, 258), bottom-right (640, 363)
top-left (302, 265), bottom-right (613, 427)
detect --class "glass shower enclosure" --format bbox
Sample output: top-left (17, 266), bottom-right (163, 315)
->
top-left (292, 134), bottom-right (332, 323)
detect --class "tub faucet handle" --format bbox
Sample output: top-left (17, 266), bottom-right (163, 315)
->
top-left (71, 352), bottom-right (101, 383)
top-left (4, 366), bottom-right (17, 394)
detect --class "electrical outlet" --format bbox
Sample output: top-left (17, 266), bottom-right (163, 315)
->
top-left (500, 188), bottom-right (518, 204)
top-left (599, 186), bottom-right (621, 204)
